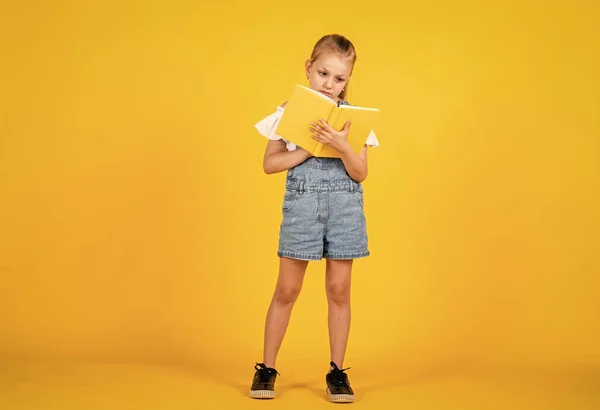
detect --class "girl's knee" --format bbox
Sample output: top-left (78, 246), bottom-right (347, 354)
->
top-left (326, 282), bottom-right (350, 304)
top-left (274, 284), bottom-right (302, 304)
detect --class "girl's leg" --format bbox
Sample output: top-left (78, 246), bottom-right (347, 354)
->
top-left (262, 257), bottom-right (309, 368)
top-left (325, 259), bottom-right (353, 368)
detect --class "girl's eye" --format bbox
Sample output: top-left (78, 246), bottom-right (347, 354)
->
top-left (336, 78), bottom-right (345, 82)
top-left (319, 71), bottom-right (327, 76)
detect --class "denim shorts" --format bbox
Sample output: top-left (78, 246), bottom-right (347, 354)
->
top-left (277, 157), bottom-right (370, 261)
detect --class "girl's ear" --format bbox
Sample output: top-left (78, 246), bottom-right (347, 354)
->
top-left (305, 59), bottom-right (312, 76)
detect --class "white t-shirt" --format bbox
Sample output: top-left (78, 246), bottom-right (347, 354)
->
top-left (254, 105), bottom-right (380, 151)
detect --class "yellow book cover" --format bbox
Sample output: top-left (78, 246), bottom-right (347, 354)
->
top-left (275, 84), bottom-right (379, 158)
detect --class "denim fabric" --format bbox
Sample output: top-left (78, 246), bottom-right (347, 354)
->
top-left (277, 156), bottom-right (369, 261)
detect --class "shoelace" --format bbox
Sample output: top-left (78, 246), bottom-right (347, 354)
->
top-left (254, 362), bottom-right (280, 383)
top-left (329, 361), bottom-right (351, 387)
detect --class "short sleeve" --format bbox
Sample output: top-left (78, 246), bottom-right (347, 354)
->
top-left (366, 130), bottom-right (380, 147)
top-left (254, 106), bottom-right (297, 151)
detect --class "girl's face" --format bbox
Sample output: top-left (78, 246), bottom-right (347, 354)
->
top-left (305, 52), bottom-right (352, 103)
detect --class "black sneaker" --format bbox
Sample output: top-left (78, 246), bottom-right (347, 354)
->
top-left (326, 361), bottom-right (355, 403)
top-left (249, 363), bottom-right (279, 399)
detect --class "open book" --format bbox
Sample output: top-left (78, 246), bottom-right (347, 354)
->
top-left (275, 84), bottom-right (379, 158)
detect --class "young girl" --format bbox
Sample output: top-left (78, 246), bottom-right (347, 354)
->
top-left (250, 34), bottom-right (379, 403)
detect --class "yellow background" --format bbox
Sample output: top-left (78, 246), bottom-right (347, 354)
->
top-left (1, 0), bottom-right (598, 408)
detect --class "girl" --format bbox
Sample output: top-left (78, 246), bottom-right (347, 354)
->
top-left (250, 34), bottom-right (379, 403)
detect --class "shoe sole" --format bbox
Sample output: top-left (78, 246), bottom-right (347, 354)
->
top-left (327, 387), bottom-right (355, 403)
top-left (249, 390), bottom-right (276, 399)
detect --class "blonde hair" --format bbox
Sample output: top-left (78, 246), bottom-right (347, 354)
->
top-left (309, 34), bottom-right (357, 101)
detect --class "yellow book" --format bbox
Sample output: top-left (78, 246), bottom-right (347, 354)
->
top-left (275, 84), bottom-right (380, 158)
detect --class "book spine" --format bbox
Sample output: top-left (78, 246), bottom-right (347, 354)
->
top-left (329, 106), bottom-right (342, 131)
top-left (313, 142), bottom-right (324, 156)
top-left (313, 105), bottom-right (338, 157)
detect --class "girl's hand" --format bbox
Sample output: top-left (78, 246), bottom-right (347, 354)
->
top-left (309, 118), bottom-right (352, 154)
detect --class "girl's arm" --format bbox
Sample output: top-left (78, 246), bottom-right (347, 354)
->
top-left (263, 139), bottom-right (313, 174)
top-left (339, 144), bottom-right (368, 183)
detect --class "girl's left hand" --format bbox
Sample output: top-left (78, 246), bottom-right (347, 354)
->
top-left (309, 118), bottom-right (352, 153)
